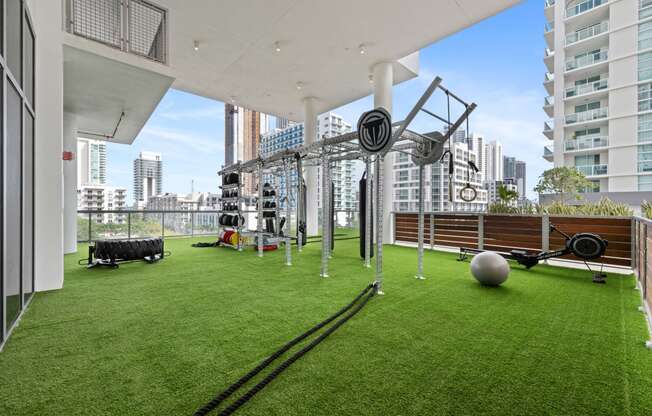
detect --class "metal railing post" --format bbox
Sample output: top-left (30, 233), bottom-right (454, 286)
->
top-left (88, 211), bottom-right (92, 243)
top-left (191, 212), bottom-right (195, 238)
top-left (478, 214), bottom-right (484, 250)
top-left (644, 223), bottom-right (648, 299)
top-left (127, 212), bottom-right (131, 239)
top-left (429, 213), bottom-right (434, 250)
top-left (542, 214), bottom-right (550, 252)
top-left (161, 212), bottom-right (165, 238)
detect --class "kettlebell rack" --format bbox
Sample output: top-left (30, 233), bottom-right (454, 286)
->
top-left (219, 170), bottom-right (245, 251)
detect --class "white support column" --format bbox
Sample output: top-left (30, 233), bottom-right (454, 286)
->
top-left (63, 113), bottom-right (78, 254)
top-left (373, 62), bottom-right (394, 243)
top-left (30, 0), bottom-right (65, 291)
top-left (303, 97), bottom-right (318, 236)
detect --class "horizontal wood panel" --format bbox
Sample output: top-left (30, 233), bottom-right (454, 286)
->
top-left (395, 213), bottom-right (633, 267)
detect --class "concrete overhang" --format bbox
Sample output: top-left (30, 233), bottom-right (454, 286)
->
top-left (63, 45), bottom-right (174, 144)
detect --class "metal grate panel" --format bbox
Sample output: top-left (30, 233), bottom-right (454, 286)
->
top-left (128, 0), bottom-right (167, 63)
top-left (72, 0), bottom-right (123, 49)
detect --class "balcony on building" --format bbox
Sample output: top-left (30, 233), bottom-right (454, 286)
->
top-left (543, 145), bottom-right (554, 162)
top-left (564, 135), bottom-right (608, 152)
top-left (543, 120), bottom-right (554, 139)
top-left (544, 72), bottom-right (555, 95)
top-left (544, 20), bottom-right (555, 48)
top-left (566, 0), bottom-right (609, 20)
top-left (565, 50), bottom-right (608, 72)
top-left (544, 48), bottom-right (555, 71)
top-left (564, 77), bottom-right (608, 100)
top-left (565, 107), bottom-right (608, 124)
top-left (576, 164), bottom-right (608, 176)
top-left (545, 0), bottom-right (555, 21)
top-left (543, 96), bottom-right (554, 117)
top-left (566, 20), bottom-right (609, 48)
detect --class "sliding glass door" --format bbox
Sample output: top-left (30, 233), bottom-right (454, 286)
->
top-left (1, 0), bottom-right (35, 347)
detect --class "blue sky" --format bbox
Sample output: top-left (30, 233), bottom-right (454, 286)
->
top-left (107, 0), bottom-right (546, 201)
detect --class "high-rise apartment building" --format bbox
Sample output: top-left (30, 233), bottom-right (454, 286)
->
top-left (259, 113), bottom-right (356, 211)
top-left (317, 113), bottom-right (356, 211)
top-left (260, 124), bottom-right (305, 208)
top-left (543, 0), bottom-right (652, 198)
top-left (224, 104), bottom-right (271, 194)
top-left (276, 117), bottom-right (291, 130)
top-left (485, 140), bottom-right (504, 182)
top-left (503, 156), bottom-right (527, 199)
top-left (133, 151), bottom-right (163, 208)
top-left (77, 138), bottom-right (106, 187)
top-left (515, 160), bottom-right (527, 199)
top-left (78, 185), bottom-right (127, 224)
top-left (393, 137), bottom-right (488, 212)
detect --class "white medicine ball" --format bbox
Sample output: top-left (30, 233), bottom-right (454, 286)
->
top-left (470, 251), bottom-right (510, 286)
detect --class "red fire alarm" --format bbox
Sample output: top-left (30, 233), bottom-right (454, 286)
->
top-left (62, 151), bottom-right (75, 161)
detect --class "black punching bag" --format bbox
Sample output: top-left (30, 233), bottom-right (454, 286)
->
top-left (359, 171), bottom-right (374, 258)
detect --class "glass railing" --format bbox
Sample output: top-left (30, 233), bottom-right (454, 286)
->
top-left (576, 164), bottom-right (607, 176)
top-left (543, 146), bottom-right (554, 159)
top-left (565, 107), bottom-right (608, 124)
top-left (545, 72), bottom-right (555, 82)
top-left (566, 50), bottom-right (608, 71)
top-left (566, 0), bottom-right (607, 18)
top-left (564, 136), bottom-right (608, 151)
top-left (565, 78), bottom-right (608, 98)
top-left (545, 20), bottom-right (555, 33)
top-left (544, 96), bottom-right (554, 106)
top-left (566, 21), bottom-right (608, 45)
top-left (545, 0), bottom-right (556, 7)
top-left (544, 121), bottom-right (554, 131)
top-left (545, 48), bottom-right (555, 58)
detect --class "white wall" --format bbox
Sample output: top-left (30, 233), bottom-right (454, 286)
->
top-left (27, 0), bottom-right (65, 291)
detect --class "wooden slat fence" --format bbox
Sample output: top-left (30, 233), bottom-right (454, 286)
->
top-left (394, 212), bottom-right (632, 268)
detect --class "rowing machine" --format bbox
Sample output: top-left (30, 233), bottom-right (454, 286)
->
top-left (458, 223), bottom-right (608, 283)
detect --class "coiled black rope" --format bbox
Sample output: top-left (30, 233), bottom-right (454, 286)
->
top-left (193, 282), bottom-right (377, 416)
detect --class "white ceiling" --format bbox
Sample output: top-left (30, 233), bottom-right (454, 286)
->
top-left (61, 0), bottom-right (519, 144)
top-left (159, 0), bottom-right (520, 121)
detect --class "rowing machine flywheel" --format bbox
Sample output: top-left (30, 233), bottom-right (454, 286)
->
top-left (567, 233), bottom-right (607, 260)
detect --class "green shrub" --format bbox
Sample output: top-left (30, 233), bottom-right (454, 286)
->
top-left (642, 201), bottom-right (652, 219)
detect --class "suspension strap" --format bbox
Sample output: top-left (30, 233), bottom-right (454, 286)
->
top-left (193, 282), bottom-right (377, 416)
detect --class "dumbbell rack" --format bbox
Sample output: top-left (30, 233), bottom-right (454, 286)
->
top-left (219, 172), bottom-right (243, 252)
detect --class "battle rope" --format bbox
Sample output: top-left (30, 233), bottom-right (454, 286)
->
top-left (193, 282), bottom-right (377, 416)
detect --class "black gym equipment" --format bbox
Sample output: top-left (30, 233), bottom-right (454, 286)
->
top-left (330, 182), bottom-right (335, 251)
top-left (459, 223), bottom-right (608, 283)
top-left (297, 179), bottom-right (307, 246)
top-left (86, 238), bottom-right (164, 268)
top-left (359, 170), bottom-right (374, 259)
top-left (193, 282), bottom-right (378, 416)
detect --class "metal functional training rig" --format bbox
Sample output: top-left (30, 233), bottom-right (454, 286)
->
top-left (217, 76), bottom-right (477, 294)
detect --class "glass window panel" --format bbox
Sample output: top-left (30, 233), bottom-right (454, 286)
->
top-left (23, 109), bottom-right (34, 302)
top-left (640, 175), bottom-right (652, 191)
top-left (7, 0), bottom-right (22, 85)
top-left (24, 13), bottom-right (35, 106)
top-left (640, 21), bottom-right (652, 51)
top-left (5, 81), bottom-right (22, 329)
top-left (639, 52), bottom-right (652, 81)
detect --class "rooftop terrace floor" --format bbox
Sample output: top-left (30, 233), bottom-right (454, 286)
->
top-left (1, 236), bottom-right (651, 415)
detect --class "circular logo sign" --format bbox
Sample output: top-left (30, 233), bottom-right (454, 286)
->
top-left (357, 107), bottom-right (392, 155)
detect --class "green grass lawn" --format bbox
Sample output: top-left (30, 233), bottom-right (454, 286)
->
top-left (1, 236), bottom-right (651, 415)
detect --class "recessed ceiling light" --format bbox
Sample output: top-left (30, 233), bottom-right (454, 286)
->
top-left (296, 82), bottom-right (303, 90)
top-left (274, 41), bottom-right (281, 53)
top-left (193, 40), bottom-right (200, 51)
top-left (368, 74), bottom-right (374, 84)
top-left (359, 44), bottom-right (366, 55)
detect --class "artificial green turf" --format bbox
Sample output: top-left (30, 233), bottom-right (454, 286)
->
top-left (1, 236), bottom-right (651, 415)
